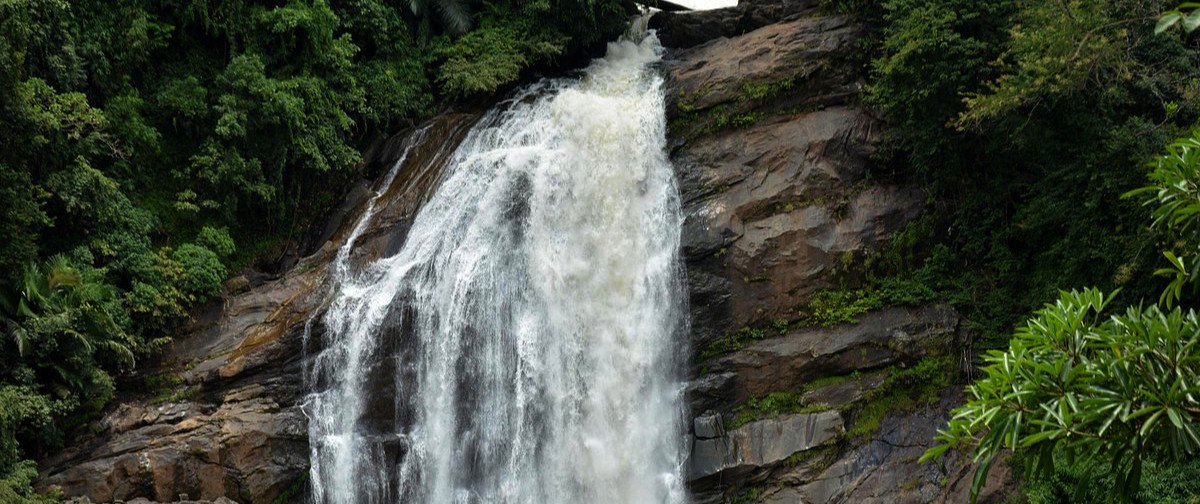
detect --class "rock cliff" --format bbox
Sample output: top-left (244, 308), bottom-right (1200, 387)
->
top-left (657, 1), bottom-right (1013, 502)
top-left (36, 2), bottom-right (1014, 502)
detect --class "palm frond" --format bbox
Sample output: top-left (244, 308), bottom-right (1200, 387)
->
top-left (95, 339), bottom-right (135, 367)
top-left (434, 0), bottom-right (473, 35)
top-left (408, 0), bottom-right (427, 17)
top-left (21, 261), bottom-right (49, 307)
top-left (45, 254), bottom-right (82, 290)
top-left (3, 317), bottom-right (30, 357)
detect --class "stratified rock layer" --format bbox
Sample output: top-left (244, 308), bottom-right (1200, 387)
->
top-left (662, 1), bottom-right (1015, 502)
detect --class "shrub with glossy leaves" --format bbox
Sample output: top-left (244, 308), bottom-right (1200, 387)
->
top-left (1127, 133), bottom-right (1200, 307)
top-left (922, 287), bottom-right (1200, 501)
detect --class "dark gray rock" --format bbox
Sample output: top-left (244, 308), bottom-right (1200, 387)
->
top-left (802, 372), bottom-right (884, 408)
top-left (694, 412), bottom-right (727, 439)
top-left (663, 13), bottom-right (911, 350)
top-left (690, 410), bottom-right (844, 483)
top-left (756, 389), bottom-right (1015, 504)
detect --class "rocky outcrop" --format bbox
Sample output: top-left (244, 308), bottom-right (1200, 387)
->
top-left (690, 410), bottom-right (844, 481)
top-left (36, 113), bottom-right (478, 504)
top-left (663, 12), bottom-right (905, 349)
top-left (688, 305), bottom-right (962, 416)
top-left (752, 389), bottom-right (1013, 504)
top-left (661, 1), bottom-right (1014, 502)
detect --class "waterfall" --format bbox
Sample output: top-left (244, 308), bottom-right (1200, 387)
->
top-left (304, 25), bottom-right (689, 504)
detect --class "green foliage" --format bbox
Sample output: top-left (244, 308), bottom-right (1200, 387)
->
top-left (408, 0), bottom-right (474, 37)
top-left (1127, 133), bottom-right (1200, 306)
top-left (863, 0), bottom-right (1199, 351)
top-left (0, 0), bottom-right (635, 495)
top-left (956, 1), bottom-right (1145, 130)
top-left (923, 288), bottom-right (1200, 502)
top-left (696, 278), bottom-right (937, 360)
top-left (698, 326), bottom-right (769, 361)
top-left (149, 385), bottom-right (199, 406)
top-left (1, 256), bottom-right (135, 373)
top-left (197, 226), bottom-right (236, 258)
top-left (669, 72), bottom-right (820, 142)
top-left (0, 387), bottom-right (70, 499)
top-left (1022, 455), bottom-right (1200, 504)
top-left (724, 357), bottom-right (951, 439)
top-left (434, 7), bottom-right (566, 96)
top-left (801, 289), bottom-right (885, 327)
top-left (729, 486), bottom-right (763, 504)
top-left (0, 460), bottom-right (58, 504)
top-left (927, 128), bottom-right (1200, 501)
top-left (1156, 4), bottom-right (1200, 34)
top-left (784, 445), bottom-right (837, 468)
top-left (868, 0), bottom-right (1013, 172)
top-left (728, 391), bottom-right (828, 429)
top-left (0, 388), bottom-right (56, 481)
top-left (0, 166), bottom-right (46, 285)
top-left (848, 356), bottom-right (952, 438)
top-left (802, 279), bottom-right (937, 328)
top-left (171, 244), bottom-right (226, 301)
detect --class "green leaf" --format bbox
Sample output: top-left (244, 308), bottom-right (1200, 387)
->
top-left (1157, 13), bottom-right (1182, 34)
top-left (1167, 407), bottom-right (1184, 429)
top-left (1185, 10), bottom-right (1200, 32)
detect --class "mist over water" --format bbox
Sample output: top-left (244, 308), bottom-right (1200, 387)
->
top-left (304, 26), bottom-right (690, 504)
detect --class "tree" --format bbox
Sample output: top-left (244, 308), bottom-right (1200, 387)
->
top-left (922, 131), bottom-right (1200, 502)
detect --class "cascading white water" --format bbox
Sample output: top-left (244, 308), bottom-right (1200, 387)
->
top-left (305, 25), bottom-right (688, 504)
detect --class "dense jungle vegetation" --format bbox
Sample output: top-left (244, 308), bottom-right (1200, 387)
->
top-left (841, 0), bottom-right (1200, 500)
top-left (0, 0), bottom-right (634, 499)
top-left (4, 0), bottom-right (1200, 501)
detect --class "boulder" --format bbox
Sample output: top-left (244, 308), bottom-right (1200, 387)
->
top-left (666, 16), bottom-right (862, 111)
top-left (694, 412), bottom-right (727, 439)
top-left (690, 410), bottom-right (844, 482)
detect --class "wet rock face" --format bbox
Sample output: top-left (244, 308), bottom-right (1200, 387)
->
top-left (660, 2), bottom-right (1015, 502)
top-left (40, 388), bottom-right (308, 503)
top-left (663, 9), bottom-right (915, 352)
top-left (35, 113), bottom-right (477, 504)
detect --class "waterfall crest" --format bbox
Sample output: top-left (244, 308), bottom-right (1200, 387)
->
top-left (305, 28), bottom-right (689, 504)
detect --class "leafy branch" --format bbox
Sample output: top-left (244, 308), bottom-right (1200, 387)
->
top-left (1156, 3), bottom-right (1200, 34)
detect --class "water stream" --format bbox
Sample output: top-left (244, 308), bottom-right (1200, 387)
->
top-left (305, 24), bottom-right (688, 504)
